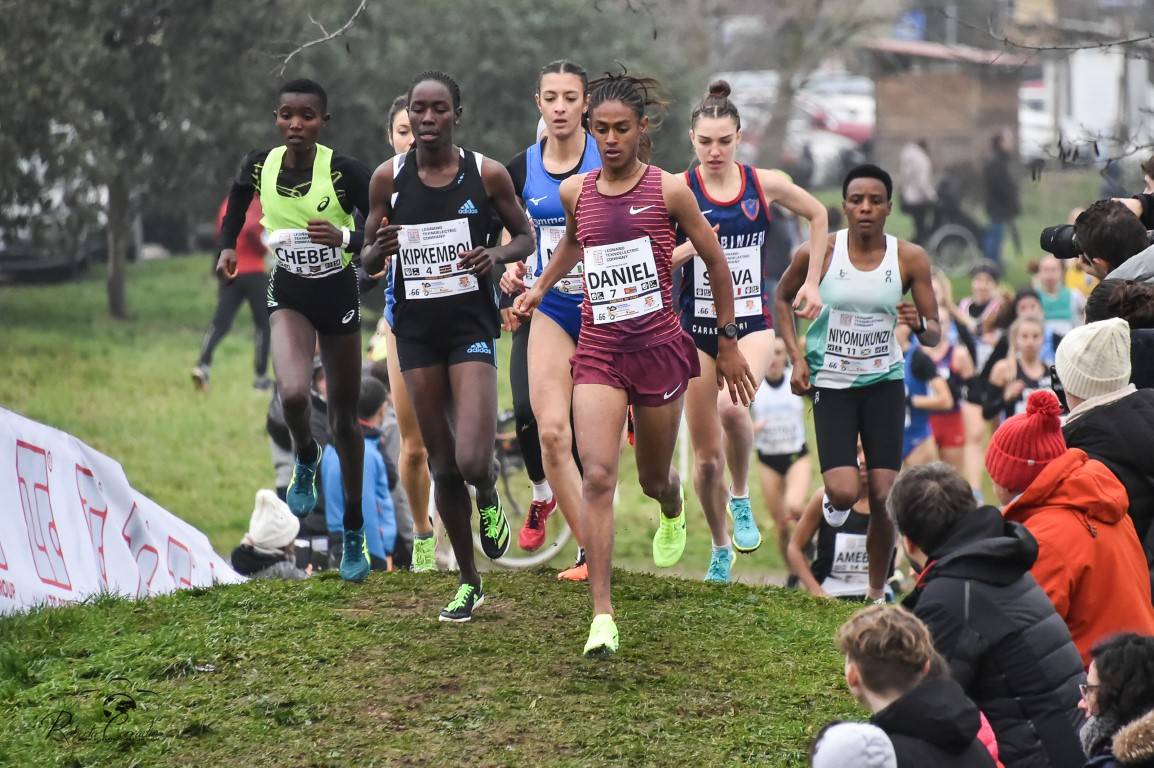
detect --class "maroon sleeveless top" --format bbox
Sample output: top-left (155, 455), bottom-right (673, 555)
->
top-left (575, 165), bottom-right (682, 352)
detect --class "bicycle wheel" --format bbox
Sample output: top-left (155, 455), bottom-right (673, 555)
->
top-left (927, 224), bottom-right (982, 277)
top-left (472, 452), bottom-right (572, 569)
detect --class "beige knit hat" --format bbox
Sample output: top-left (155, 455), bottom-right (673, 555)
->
top-left (1055, 317), bottom-right (1131, 400)
top-left (244, 489), bottom-right (299, 554)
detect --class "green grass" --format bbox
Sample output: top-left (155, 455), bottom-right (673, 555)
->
top-left (0, 571), bottom-right (861, 767)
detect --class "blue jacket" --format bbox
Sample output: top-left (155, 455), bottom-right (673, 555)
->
top-left (322, 436), bottom-right (396, 559)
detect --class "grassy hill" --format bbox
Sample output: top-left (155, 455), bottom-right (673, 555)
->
top-left (0, 570), bottom-right (860, 767)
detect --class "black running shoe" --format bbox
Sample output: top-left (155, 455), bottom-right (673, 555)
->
top-left (439, 581), bottom-right (485, 622)
top-left (478, 494), bottom-right (510, 560)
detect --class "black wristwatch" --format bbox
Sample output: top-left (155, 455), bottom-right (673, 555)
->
top-left (720, 322), bottom-right (739, 340)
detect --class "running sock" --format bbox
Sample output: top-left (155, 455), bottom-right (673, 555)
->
top-left (344, 498), bottom-right (363, 533)
top-left (415, 531), bottom-right (434, 540)
top-left (712, 543), bottom-right (733, 554)
top-left (730, 488), bottom-right (749, 500)
top-left (298, 440), bottom-right (319, 465)
top-left (821, 494), bottom-right (853, 528)
top-left (575, 546), bottom-right (586, 564)
top-left (532, 479), bottom-right (553, 503)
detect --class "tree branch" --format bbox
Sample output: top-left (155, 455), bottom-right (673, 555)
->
top-left (942, 7), bottom-right (1154, 55)
top-left (277, 0), bottom-right (367, 76)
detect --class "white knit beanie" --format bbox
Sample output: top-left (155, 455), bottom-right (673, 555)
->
top-left (1055, 317), bottom-right (1132, 400)
top-left (245, 489), bottom-right (299, 554)
top-left (812, 723), bottom-right (898, 768)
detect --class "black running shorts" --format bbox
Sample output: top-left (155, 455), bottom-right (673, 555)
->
top-left (394, 334), bottom-right (497, 372)
top-left (267, 266), bottom-right (360, 336)
top-left (811, 379), bottom-right (904, 473)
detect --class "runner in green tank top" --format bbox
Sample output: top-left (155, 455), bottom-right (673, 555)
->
top-left (776, 165), bottom-right (939, 602)
top-left (217, 79), bottom-right (374, 584)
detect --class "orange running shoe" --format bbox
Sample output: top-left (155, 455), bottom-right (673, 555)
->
top-left (517, 496), bottom-right (557, 552)
top-left (557, 550), bottom-right (588, 581)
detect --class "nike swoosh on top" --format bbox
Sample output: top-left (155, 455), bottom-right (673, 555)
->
top-left (529, 196), bottom-right (549, 205)
top-left (663, 383), bottom-right (682, 400)
top-left (629, 205), bottom-right (655, 215)
top-left (700, 209), bottom-right (713, 215)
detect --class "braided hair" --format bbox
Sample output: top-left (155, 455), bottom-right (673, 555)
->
top-left (587, 68), bottom-right (668, 163)
top-left (407, 70), bottom-right (461, 110)
top-left (691, 79), bottom-right (740, 130)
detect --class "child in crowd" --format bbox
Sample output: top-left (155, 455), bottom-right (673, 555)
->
top-left (322, 377), bottom-right (397, 573)
top-left (230, 489), bottom-right (310, 580)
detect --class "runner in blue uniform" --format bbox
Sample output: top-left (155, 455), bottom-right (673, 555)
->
top-left (673, 81), bottom-right (828, 582)
top-left (503, 60), bottom-right (602, 579)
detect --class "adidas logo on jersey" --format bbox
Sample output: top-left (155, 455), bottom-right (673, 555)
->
top-left (466, 341), bottom-right (491, 355)
top-left (458, 199), bottom-right (479, 215)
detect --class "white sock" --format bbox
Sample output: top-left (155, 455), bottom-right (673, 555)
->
top-left (730, 488), bottom-right (749, 500)
top-left (532, 479), bottom-right (553, 502)
top-left (712, 543), bottom-right (732, 554)
top-left (822, 493), bottom-right (853, 528)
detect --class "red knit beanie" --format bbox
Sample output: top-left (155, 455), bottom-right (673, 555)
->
top-left (985, 390), bottom-right (1067, 492)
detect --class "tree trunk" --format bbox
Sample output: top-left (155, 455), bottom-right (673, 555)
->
top-left (106, 173), bottom-right (130, 319)
top-left (758, 76), bottom-right (799, 170)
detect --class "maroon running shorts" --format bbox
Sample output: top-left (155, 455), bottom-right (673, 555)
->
top-left (930, 410), bottom-right (966, 449)
top-left (571, 331), bottom-right (701, 407)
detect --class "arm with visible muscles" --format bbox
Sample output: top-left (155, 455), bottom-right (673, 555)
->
top-left (469, 158), bottom-right (533, 272)
top-left (664, 171), bottom-right (757, 406)
top-left (774, 244), bottom-right (815, 396)
top-left (787, 490), bottom-right (830, 598)
top-left (898, 241), bottom-right (942, 347)
top-left (216, 151), bottom-right (261, 279)
top-left (757, 169), bottom-right (829, 289)
top-left (513, 175), bottom-right (583, 316)
top-left (360, 161), bottom-right (399, 277)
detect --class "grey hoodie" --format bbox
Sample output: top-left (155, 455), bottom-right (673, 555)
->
top-left (1108, 243), bottom-right (1154, 283)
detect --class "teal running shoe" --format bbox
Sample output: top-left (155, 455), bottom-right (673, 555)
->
top-left (730, 496), bottom-right (762, 554)
top-left (286, 441), bottom-right (320, 518)
top-left (704, 547), bottom-right (733, 583)
top-left (339, 526), bottom-right (370, 583)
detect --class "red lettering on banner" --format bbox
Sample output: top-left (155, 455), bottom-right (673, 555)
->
top-left (75, 466), bottom-right (109, 588)
top-left (121, 503), bottom-right (158, 597)
top-left (15, 440), bottom-right (72, 590)
top-left (0, 538), bottom-right (7, 570)
top-left (167, 537), bottom-right (194, 588)
top-left (0, 579), bottom-right (14, 599)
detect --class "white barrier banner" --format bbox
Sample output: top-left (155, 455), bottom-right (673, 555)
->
top-left (0, 407), bottom-right (243, 615)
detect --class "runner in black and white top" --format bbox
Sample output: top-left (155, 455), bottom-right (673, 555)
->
top-left (751, 336), bottom-right (812, 571)
top-left (362, 72), bottom-right (534, 622)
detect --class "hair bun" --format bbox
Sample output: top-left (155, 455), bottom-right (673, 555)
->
top-left (707, 79), bottom-right (731, 100)
top-left (1026, 389), bottom-right (1062, 421)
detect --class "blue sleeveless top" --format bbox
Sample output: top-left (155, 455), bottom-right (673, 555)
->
top-left (679, 164), bottom-right (772, 339)
top-left (523, 133), bottom-right (601, 301)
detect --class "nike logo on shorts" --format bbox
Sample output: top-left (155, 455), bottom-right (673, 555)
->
top-left (528, 195), bottom-right (549, 205)
top-left (341, 309), bottom-right (356, 324)
top-left (663, 383), bottom-right (682, 400)
top-left (629, 205), bottom-right (655, 215)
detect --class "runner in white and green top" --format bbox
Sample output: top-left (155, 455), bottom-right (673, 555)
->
top-left (775, 164), bottom-right (940, 602)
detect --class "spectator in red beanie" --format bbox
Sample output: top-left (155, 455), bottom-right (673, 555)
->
top-left (986, 389), bottom-right (1154, 666)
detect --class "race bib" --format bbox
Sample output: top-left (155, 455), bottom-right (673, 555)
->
top-left (755, 413), bottom-right (803, 456)
top-left (269, 229), bottom-right (343, 277)
top-left (829, 532), bottom-right (870, 583)
top-left (693, 245), bottom-right (762, 318)
top-left (539, 225), bottom-right (583, 295)
top-left (584, 236), bottom-right (663, 325)
top-left (398, 218), bottom-right (478, 300)
top-left (823, 310), bottom-right (897, 375)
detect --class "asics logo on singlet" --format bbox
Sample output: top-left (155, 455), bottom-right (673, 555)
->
top-left (466, 341), bottom-right (491, 355)
top-left (629, 205), bottom-right (655, 215)
top-left (341, 309), bottom-right (356, 324)
top-left (317, 196), bottom-right (331, 212)
top-left (458, 200), bottom-right (479, 215)
top-left (528, 195), bottom-right (549, 206)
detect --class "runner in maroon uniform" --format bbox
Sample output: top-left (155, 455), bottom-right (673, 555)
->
top-left (515, 71), bottom-right (756, 657)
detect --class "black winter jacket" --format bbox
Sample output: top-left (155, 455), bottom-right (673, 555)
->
top-left (1064, 388), bottom-right (1154, 594)
top-left (904, 506), bottom-right (1086, 768)
top-left (872, 677), bottom-right (996, 767)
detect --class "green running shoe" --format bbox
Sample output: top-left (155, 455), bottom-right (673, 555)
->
top-left (478, 494), bottom-right (510, 560)
top-left (339, 526), bottom-right (370, 583)
top-left (729, 496), bottom-right (762, 554)
top-left (439, 581), bottom-right (484, 622)
top-left (704, 547), bottom-right (733, 583)
top-left (286, 441), bottom-right (320, 519)
top-left (411, 536), bottom-right (436, 573)
top-left (583, 613), bottom-right (619, 658)
top-left (652, 484), bottom-right (686, 568)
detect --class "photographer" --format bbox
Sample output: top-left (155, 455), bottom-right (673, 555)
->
top-left (1061, 200), bottom-right (1154, 282)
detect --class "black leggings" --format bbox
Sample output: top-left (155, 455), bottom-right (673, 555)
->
top-left (510, 320), bottom-right (546, 483)
top-left (198, 272), bottom-right (270, 375)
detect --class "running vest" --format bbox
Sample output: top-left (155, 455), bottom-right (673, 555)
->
top-left (575, 165), bottom-right (681, 352)
top-left (679, 164), bottom-right (772, 331)
top-left (805, 229), bottom-right (903, 389)
top-left (388, 148), bottom-right (500, 342)
top-left (259, 144), bottom-right (355, 278)
top-left (751, 374), bottom-right (806, 456)
top-left (1040, 286), bottom-right (1076, 338)
top-left (1005, 360), bottom-right (1052, 420)
top-left (811, 510), bottom-right (875, 598)
top-left (927, 343), bottom-right (964, 412)
top-left (903, 345), bottom-right (933, 453)
top-left (524, 134), bottom-right (601, 294)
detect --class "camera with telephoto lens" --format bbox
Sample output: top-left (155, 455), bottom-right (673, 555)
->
top-left (1039, 225), bottom-right (1082, 260)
